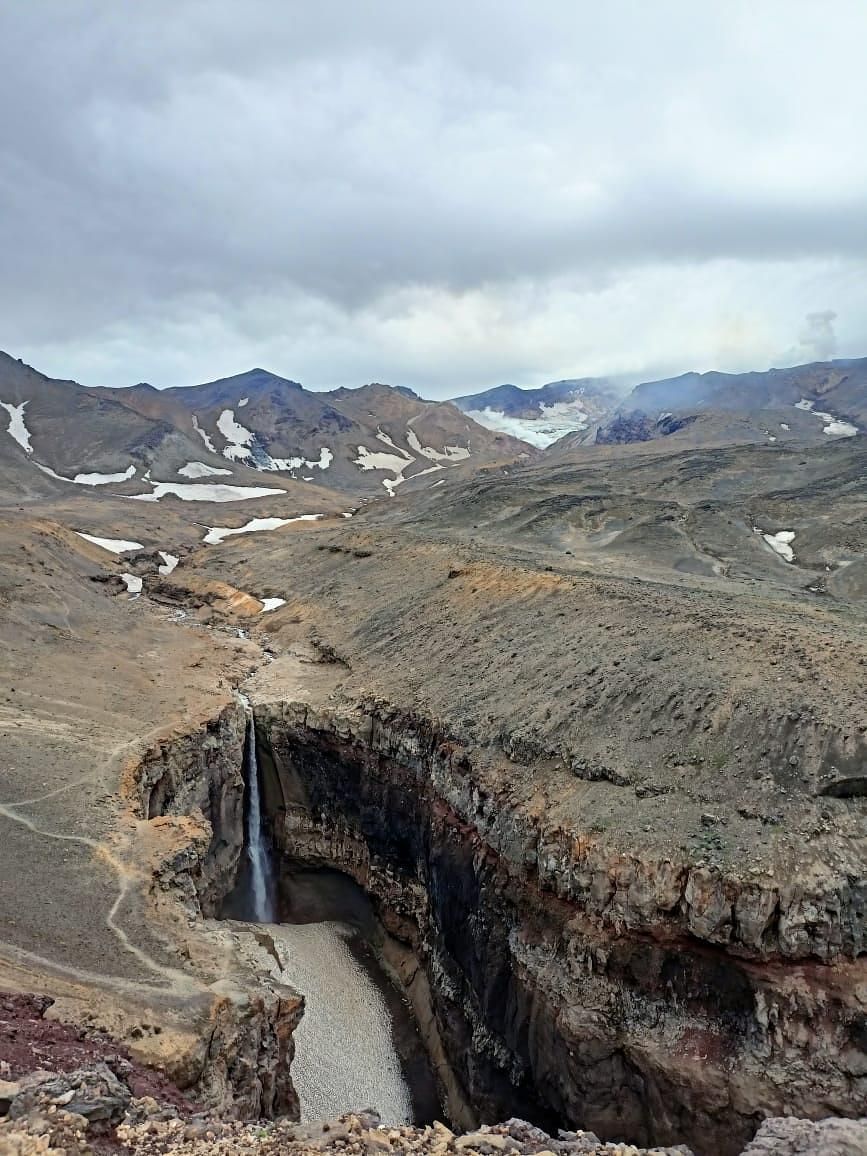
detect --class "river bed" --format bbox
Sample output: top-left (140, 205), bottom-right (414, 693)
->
top-left (229, 868), bottom-right (440, 1125)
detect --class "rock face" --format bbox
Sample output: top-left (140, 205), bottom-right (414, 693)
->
top-left (742, 1115), bottom-right (867, 1155)
top-left (253, 697), bottom-right (867, 1156)
top-left (128, 702), bottom-right (302, 1119)
top-left (133, 700), bottom-right (248, 915)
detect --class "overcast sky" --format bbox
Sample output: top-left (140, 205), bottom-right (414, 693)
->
top-left (1, 1), bottom-right (865, 396)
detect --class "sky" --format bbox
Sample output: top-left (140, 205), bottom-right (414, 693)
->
top-left (1, 1), bottom-right (866, 396)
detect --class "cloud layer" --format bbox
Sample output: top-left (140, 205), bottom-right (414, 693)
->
top-left (1, 1), bottom-right (865, 394)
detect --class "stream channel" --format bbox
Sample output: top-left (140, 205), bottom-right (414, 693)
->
top-left (223, 709), bottom-right (440, 1124)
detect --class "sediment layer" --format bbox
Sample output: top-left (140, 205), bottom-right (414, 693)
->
top-left (253, 695), bottom-right (867, 1156)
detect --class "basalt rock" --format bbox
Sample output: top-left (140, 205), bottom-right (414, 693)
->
top-left (132, 701), bottom-right (247, 915)
top-left (125, 703), bottom-right (302, 1121)
top-left (253, 696), bottom-right (867, 1156)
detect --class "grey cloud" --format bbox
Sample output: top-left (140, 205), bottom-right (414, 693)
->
top-left (0, 1), bottom-right (865, 390)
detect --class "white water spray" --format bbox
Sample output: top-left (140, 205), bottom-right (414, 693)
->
top-left (239, 697), bottom-right (275, 922)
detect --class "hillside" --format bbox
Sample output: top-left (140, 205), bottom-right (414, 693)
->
top-left (587, 358), bottom-right (866, 448)
top-left (452, 377), bottom-right (622, 447)
top-left (95, 368), bottom-right (533, 496)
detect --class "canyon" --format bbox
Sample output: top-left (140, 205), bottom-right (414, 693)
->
top-left (1, 358), bottom-right (867, 1155)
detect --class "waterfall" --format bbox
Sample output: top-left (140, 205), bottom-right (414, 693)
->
top-left (241, 701), bottom-right (275, 922)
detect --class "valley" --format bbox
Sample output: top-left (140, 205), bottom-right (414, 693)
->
top-left (1, 352), bottom-right (866, 1156)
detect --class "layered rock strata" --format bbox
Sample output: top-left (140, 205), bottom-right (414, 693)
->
top-left (254, 696), bottom-right (867, 1156)
top-left (126, 702), bottom-right (302, 1118)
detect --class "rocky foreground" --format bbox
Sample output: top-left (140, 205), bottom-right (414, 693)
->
top-left (3, 992), bottom-right (865, 1156)
top-left (2, 1063), bottom-right (867, 1156)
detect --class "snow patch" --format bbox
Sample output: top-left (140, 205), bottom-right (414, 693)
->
top-left (794, 398), bottom-right (858, 438)
top-left (129, 481), bottom-right (286, 502)
top-left (355, 426), bottom-right (470, 495)
top-left (215, 409), bottom-right (333, 472)
top-left (203, 513), bottom-right (324, 545)
top-left (465, 399), bottom-right (589, 448)
top-left (192, 415), bottom-right (217, 453)
top-left (406, 428), bottom-right (470, 462)
top-left (75, 533), bottom-right (144, 554)
top-left (217, 408), bottom-right (256, 460)
top-left (259, 597), bottom-right (286, 613)
top-left (354, 445), bottom-right (414, 496)
top-left (33, 462), bottom-right (137, 486)
top-left (780, 423), bottom-right (790, 430)
top-left (72, 465), bottom-right (137, 486)
top-left (819, 416), bottom-right (858, 437)
top-left (375, 429), bottom-right (411, 456)
top-left (178, 460), bottom-right (233, 478)
top-left (121, 573), bottom-right (143, 594)
top-left (762, 530), bottom-right (796, 563)
top-left (1, 400), bottom-right (33, 453)
top-left (158, 551), bottom-right (179, 576)
top-left (259, 446), bottom-right (333, 472)
top-left (238, 397), bottom-right (249, 407)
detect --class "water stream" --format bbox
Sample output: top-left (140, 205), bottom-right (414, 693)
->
top-left (243, 709), bottom-right (275, 922)
top-left (225, 700), bottom-right (439, 1124)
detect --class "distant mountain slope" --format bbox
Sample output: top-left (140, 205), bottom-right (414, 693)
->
top-left (588, 358), bottom-right (866, 448)
top-left (0, 351), bottom-right (212, 488)
top-left (451, 377), bottom-right (622, 447)
top-left (1, 355), bottom-right (532, 501)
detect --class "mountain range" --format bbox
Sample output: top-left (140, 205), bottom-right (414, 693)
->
top-left (0, 352), bottom-right (531, 502)
top-left (0, 351), bottom-right (863, 511)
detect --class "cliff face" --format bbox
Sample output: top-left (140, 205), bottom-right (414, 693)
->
top-left (133, 701), bottom-right (247, 916)
top-left (129, 702), bottom-right (302, 1119)
top-left (255, 697), bottom-right (867, 1156)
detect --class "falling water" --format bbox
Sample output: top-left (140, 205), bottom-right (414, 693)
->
top-left (243, 707), bottom-right (275, 922)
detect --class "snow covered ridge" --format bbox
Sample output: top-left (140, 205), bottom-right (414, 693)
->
top-left (465, 399), bottom-right (590, 448)
top-left (1, 400), bottom-right (33, 453)
top-left (794, 398), bottom-right (858, 437)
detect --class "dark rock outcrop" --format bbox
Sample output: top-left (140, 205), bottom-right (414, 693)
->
top-left (253, 697), bottom-right (867, 1156)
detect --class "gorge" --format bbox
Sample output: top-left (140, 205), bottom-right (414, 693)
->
top-left (3, 368), bottom-right (867, 1156)
top-left (134, 667), bottom-right (867, 1156)
top-left (222, 700), bottom-right (436, 1127)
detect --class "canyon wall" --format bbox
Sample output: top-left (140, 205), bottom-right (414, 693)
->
top-left (256, 696), bottom-right (867, 1156)
top-left (129, 701), bottom-right (302, 1119)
